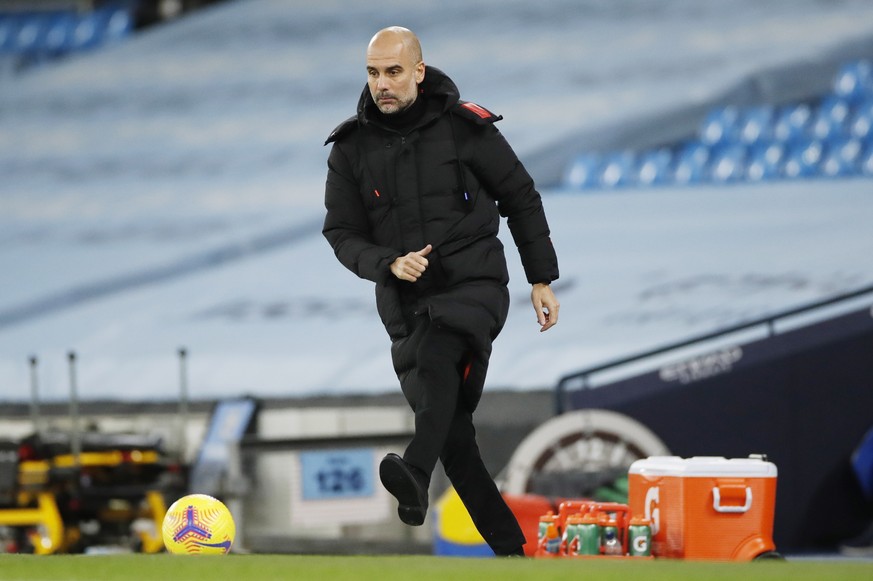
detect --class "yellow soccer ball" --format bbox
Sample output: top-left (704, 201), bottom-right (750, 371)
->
top-left (162, 494), bottom-right (235, 555)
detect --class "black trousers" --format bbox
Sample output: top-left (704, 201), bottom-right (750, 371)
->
top-left (390, 314), bottom-right (526, 555)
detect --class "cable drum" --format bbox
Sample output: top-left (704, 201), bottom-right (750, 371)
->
top-left (501, 409), bottom-right (670, 499)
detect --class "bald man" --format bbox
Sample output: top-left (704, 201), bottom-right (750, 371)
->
top-left (323, 27), bottom-right (559, 557)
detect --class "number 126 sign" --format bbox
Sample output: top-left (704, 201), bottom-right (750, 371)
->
top-left (300, 449), bottom-right (375, 501)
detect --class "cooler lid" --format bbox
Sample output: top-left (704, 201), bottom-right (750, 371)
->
top-left (629, 455), bottom-right (777, 478)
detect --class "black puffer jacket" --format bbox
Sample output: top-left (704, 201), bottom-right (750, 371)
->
top-left (323, 67), bottom-right (558, 405)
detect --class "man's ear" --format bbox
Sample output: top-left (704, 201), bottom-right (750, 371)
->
top-left (416, 62), bottom-right (426, 84)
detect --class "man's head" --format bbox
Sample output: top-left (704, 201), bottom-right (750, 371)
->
top-left (366, 27), bottom-right (425, 115)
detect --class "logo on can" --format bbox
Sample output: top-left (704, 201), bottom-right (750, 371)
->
top-left (628, 516), bottom-right (652, 557)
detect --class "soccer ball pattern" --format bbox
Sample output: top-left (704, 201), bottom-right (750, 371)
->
top-left (161, 494), bottom-right (235, 555)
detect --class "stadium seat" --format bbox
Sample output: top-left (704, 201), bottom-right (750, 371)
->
top-left (0, 6), bottom-right (133, 59)
top-left (782, 138), bottom-right (824, 178)
top-left (738, 105), bottom-right (775, 145)
top-left (773, 103), bottom-right (812, 144)
top-left (598, 151), bottom-right (636, 188)
top-left (635, 148), bottom-right (673, 186)
top-left (808, 112), bottom-right (841, 143)
top-left (819, 95), bottom-right (853, 126)
top-left (810, 95), bottom-right (853, 142)
top-left (673, 142), bottom-right (710, 184)
top-left (103, 7), bottom-right (134, 42)
top-left (708, 143), bottom-right (747, 182)
top-left (43, 12), bottom-right (77, 54)
top-left (745, 141), bottom-right (785, 181)
top-left (699, 105), bottom-right (741, 146)
top-left (564, 153), bottom-right (602, 190)
top-left (0, 16), bottom-right (18, 52)
top-left (832, 60), bottom-right (873, 103)
top-left (860, 146), bottom-right (873, 176)
top-left (12, 14), bottom-right (45, 54)
top-left (820, 137), bottom-right (863, 177)
top-left (71, 12), bottom-right (103, 50)
top-left (848, 98), bottom-right (873, 142)
top-left (565, 58), bottom-right (873, 190)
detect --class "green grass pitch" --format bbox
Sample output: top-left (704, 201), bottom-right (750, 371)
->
top-left (1, 554), bottom-right (873, 581)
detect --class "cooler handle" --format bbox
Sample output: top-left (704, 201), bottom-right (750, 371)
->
top-left (712, 486), bottom-right (752, 513)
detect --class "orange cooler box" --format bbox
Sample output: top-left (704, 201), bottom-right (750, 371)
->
top-left (628, 455), bottom-right (778, 561)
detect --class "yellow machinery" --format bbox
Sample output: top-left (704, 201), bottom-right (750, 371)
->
top-left (0, 436), bottom-right (174, 554)
top-left (0, 351), bottom-right (249, 554)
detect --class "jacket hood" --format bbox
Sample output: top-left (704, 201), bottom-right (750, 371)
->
top-left (356, 66), bottom-right (460, 124)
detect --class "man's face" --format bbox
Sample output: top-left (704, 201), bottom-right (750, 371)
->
top-left (366, 36), bottom-right (424, 115)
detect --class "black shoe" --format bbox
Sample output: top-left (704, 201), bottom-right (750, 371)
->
top-left (840, 521), bottom-right (873, 557)
top-left (379, 453), bottom-right (429, 526)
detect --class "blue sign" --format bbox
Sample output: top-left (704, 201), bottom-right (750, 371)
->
top-left (300, 448), bottom-right (375, 501)
top-left (190, 398), bottom-right (258, 494)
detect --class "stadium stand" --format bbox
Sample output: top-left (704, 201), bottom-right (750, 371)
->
top-left (0, 0), bottom-right (224, 74)
top-left (563, 59), bottom-right (873, 190)
top-left (0, 2), bottom-right (134, 72)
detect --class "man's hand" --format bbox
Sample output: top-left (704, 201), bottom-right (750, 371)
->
top-left (531, 282), bottom-right (559, 332)
top-left (390, 244), bottom-right (432, 282)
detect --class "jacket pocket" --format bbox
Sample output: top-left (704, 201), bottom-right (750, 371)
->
top-left (375, 283), bottom-right (408, 340)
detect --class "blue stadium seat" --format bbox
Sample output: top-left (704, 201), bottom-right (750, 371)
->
top-left (808, 111), bottom-right (842, 143)
top-left (102, 7), bottom-right (134, 42)
top-left (848, 98), bottom-right (873, 142)
top-left (673, 142), bottom-right (710, 184)
top-left (11, 13), bottom-right (47, 54)
top-left (809, 95), bottom-right (852, 142)
top-left (745, 141), bottom-right (785, 181)
top-left (738, 105), bottom-right (775, 145)
top-left (635, 148), bottom-right (673, 186)
top-left (819, 95), bottom-right (853, 125)
top-left (0, 6), bottom-right (132, 66)
top-left (699, 105), bottom-right (741, 146)
top-left (861, 146), bottom-right (873, 176)
top-left (0, 15), bottom-right (18, 53)
top-left (71, 11), bottom-right (103, 50)
top-left (598, 151), bottom-right (636, 188)
top-left (708, 143), bottom-right (747, 182)
top-left (820, 137), bottom-right (863, 177)
top-left (44, 11), bottom-right (80, 53)
top-left (564, 153), bottom-right (602, 190)
top-left (782, 138), bottom-right (824, 178)
top-left (565, 59), bottom-right (873, 190)
top-left (833, 60), bottom-right (873, 104)
top-left (773, 103), bottom-right (812, 144)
